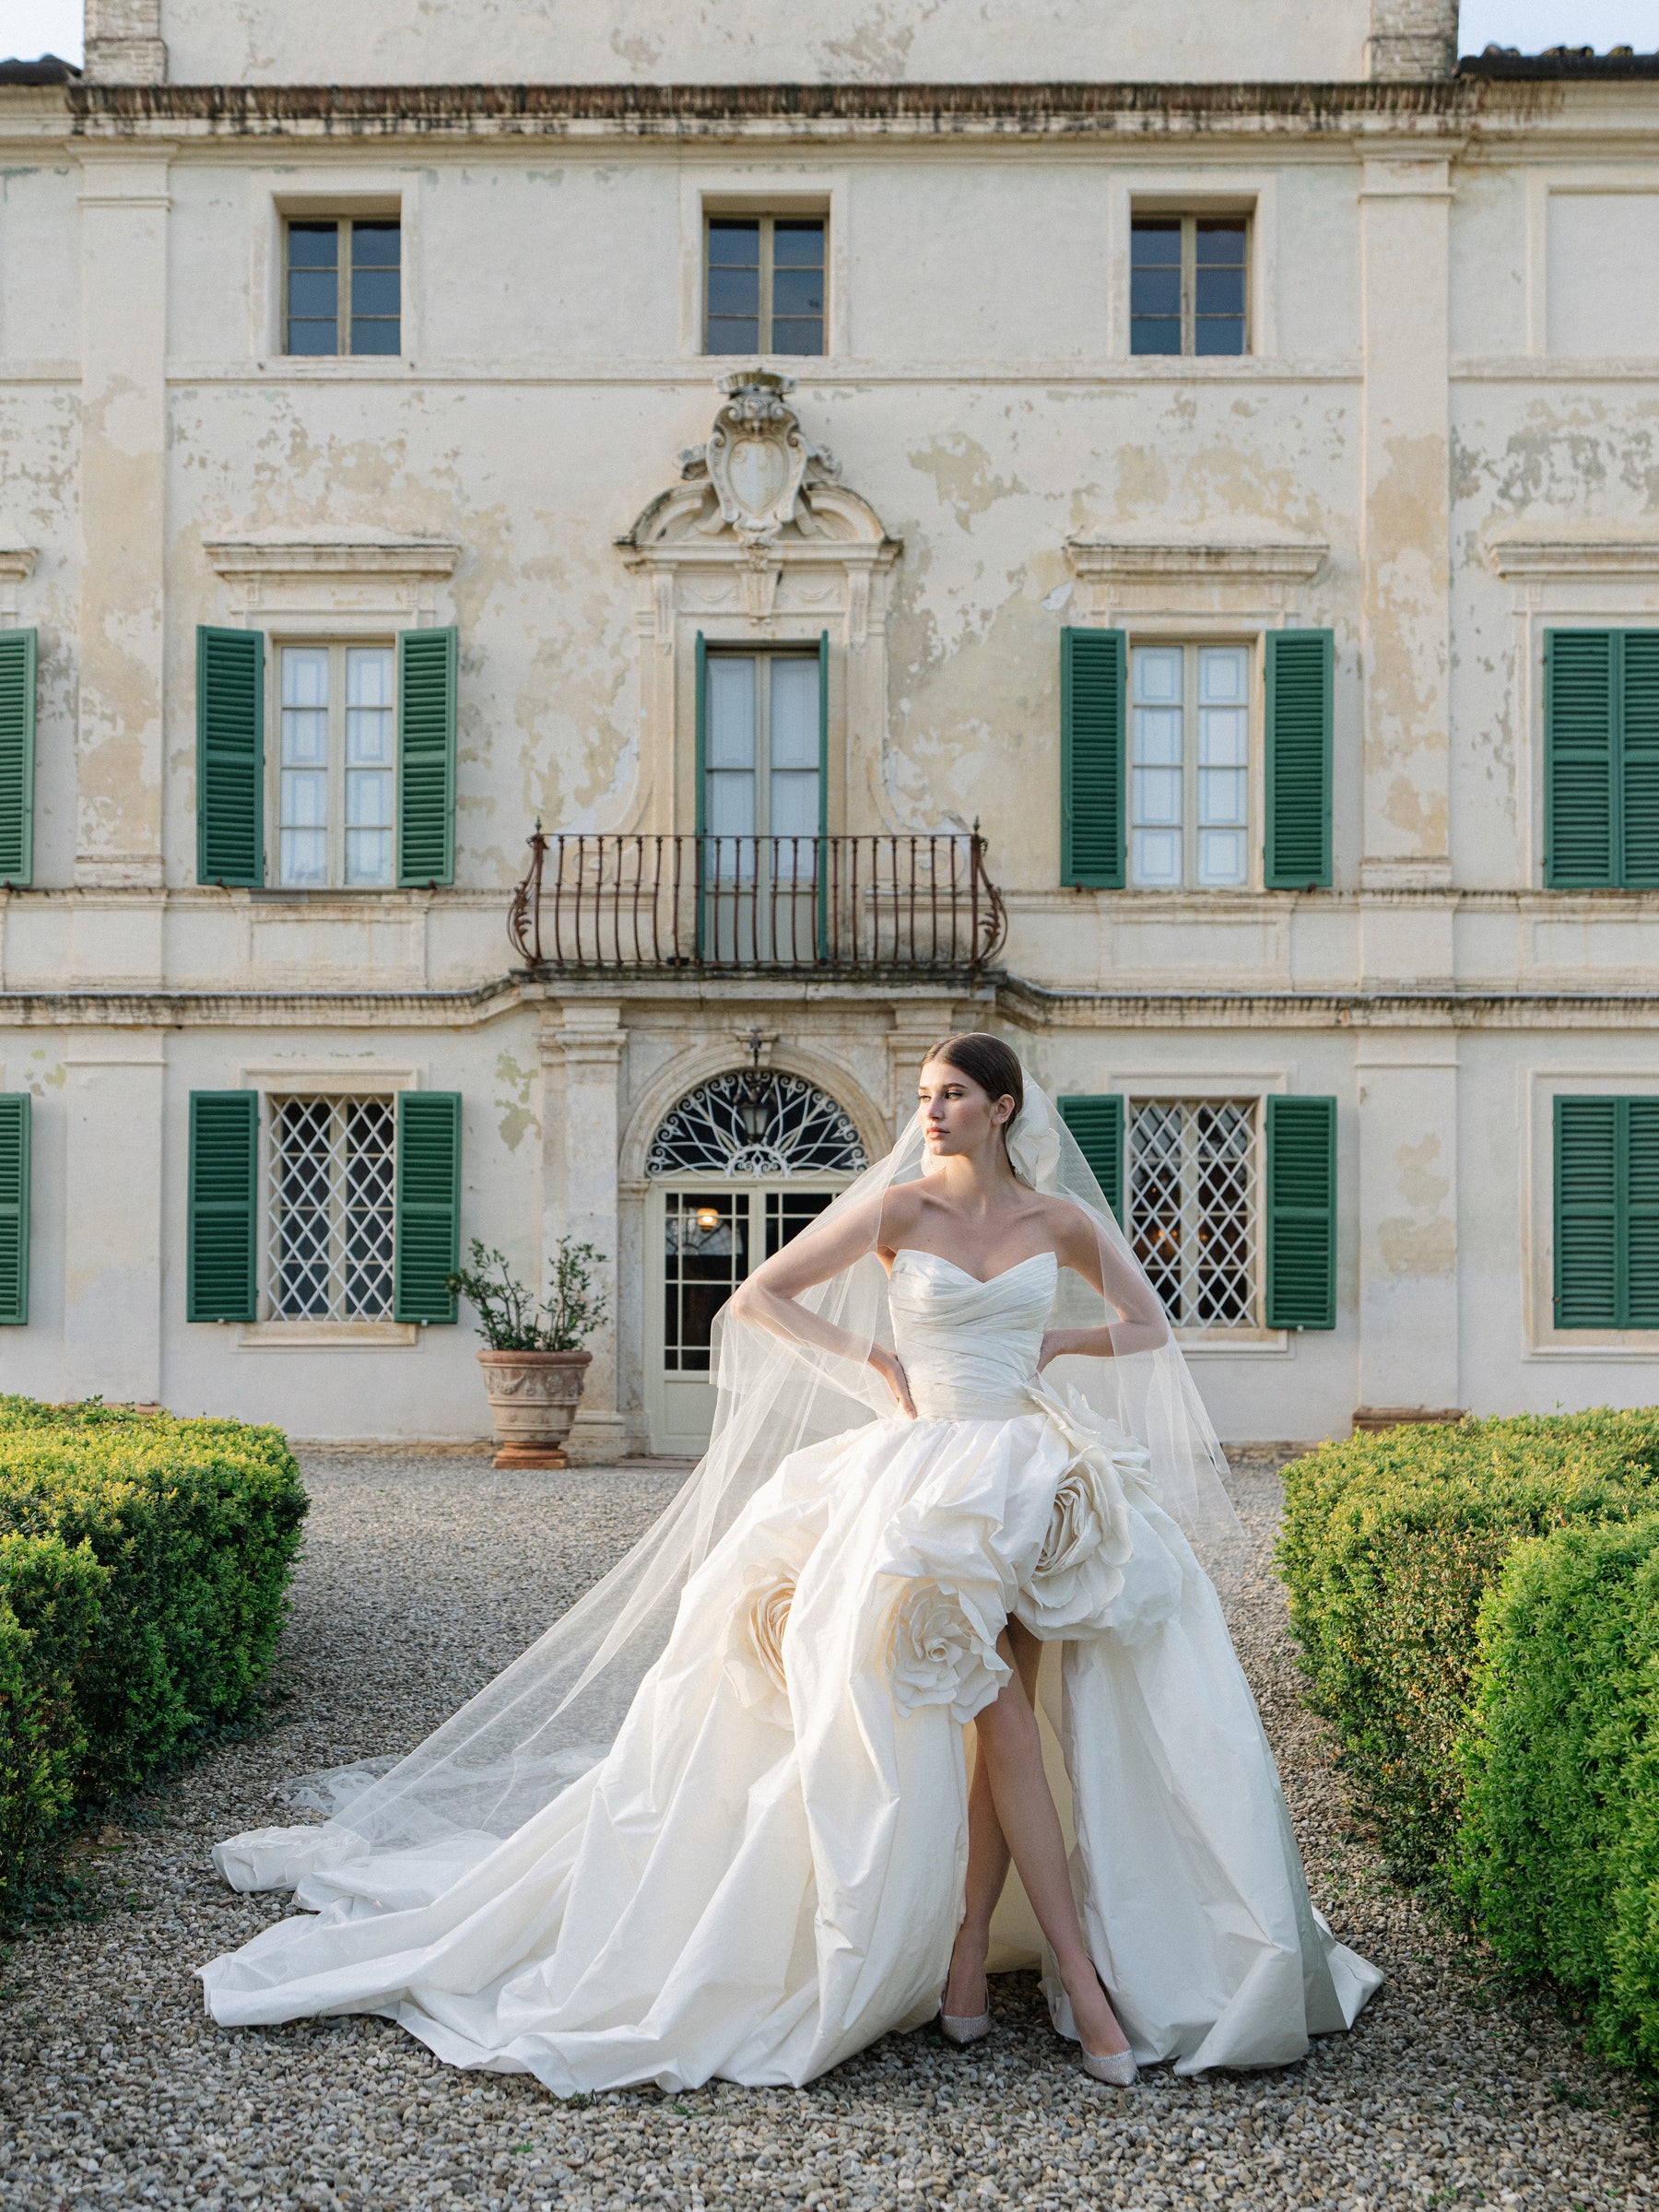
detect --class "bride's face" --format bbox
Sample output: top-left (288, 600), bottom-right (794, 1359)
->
top-left (917, 1059), bottom-right (1016, 1159)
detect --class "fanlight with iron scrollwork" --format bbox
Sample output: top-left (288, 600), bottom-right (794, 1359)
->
top-left (646, 1072), bottom-right (868, 1179)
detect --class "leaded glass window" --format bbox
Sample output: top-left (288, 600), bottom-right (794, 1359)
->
top-left (647, 1072), bottom-right (866, 1179)
top-left (1128, 1099), bottom-right (1259, 1329)
top-left (267, 1096), bottom-right (395, 1319)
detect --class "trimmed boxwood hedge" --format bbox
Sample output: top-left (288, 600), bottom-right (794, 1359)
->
top-left (1456, 1513), bottom-right (1659, 2070)
top-left (1277, 1409), bottom-right (1659, 1881)
top-left (0, 1396), bottom-right (307, 1912)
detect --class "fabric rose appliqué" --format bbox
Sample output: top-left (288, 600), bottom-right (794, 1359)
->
top-left (722, 1567), bottom-right (796, 1720)
top-left (1015, 1384), bottom-right (1141, 1638)
top-left (885, 1578), bottom-right (1008, 1725)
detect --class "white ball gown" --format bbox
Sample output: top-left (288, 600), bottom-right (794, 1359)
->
top-left (199, 1245), bottom-right (1380, 2092)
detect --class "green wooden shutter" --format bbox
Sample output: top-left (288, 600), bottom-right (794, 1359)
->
top-left (1619, 632), bottom-right (1659, 888)
top-left (0, 629), bottom-right (38, 887)
top-left (1545, 630), bottom-right (1616, 888)
top-left (195, 627), bottom-right (265, 888)
top-left (1265, 1095), bottom-right (1336, 1330)
top-left (187, 1091), bottom-right (258, 1324)
top-left (1265, 629), bottom-right (1334, 889)
top-left (394, 1092), bottom-right (462, 1324)
top-left (1061, 628), bottom-right (1125, 889)
top-left (1555, 1097), bottom-right (1620, 1327)
top-left (1627, 1100), bottom-right (1659, 1327)
top-left (1057, 1094), bottom-right (1124, 1225)
top-left (0, 1093), bottom-right (30, 1326)
top-left (397, 627), bottom-right (457, 887)
top-left (1555, 1096), bottom-right (1659, 1329)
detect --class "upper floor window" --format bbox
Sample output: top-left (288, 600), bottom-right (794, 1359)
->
top-left (1544, 629), bottom-right (1659, 889)
top-left (286, 218), bottom-right (401, 357)
top-left (277, 643), bottom-right (396, 888)
top-left (1130, 643), bottom-right (1251, 889)
top-left (1131, 216), bottom-right (1249, 357)
top-left (705, 217), bottom-right (825, 357)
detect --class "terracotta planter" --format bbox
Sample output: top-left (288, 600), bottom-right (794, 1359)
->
top-left (477, 1347), bottom-right (594, 1469)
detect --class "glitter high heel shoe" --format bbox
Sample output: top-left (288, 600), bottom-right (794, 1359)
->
top-left (938, 2009), bottom-right (992, 2048)
top-left (1077, 1969), bottom-right (1137, 2085)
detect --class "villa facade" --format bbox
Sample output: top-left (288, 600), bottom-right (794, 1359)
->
top-left (2, 0), bottom-right (1658, 1450)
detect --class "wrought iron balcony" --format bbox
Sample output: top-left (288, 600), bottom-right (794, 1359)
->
top-left (509, 830), bottom-right (1007, 978)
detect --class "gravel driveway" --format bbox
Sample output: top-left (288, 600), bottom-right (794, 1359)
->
top-left (1, 1450), bottom-right (1651, 2212)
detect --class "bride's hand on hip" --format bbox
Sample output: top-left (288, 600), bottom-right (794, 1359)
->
top-left (1037, 1328), bottom-right (1087, 1372)
top-left (867, 1347), bottom-right (917, 1418)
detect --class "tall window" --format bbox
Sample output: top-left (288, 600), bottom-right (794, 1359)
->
top-left (704, 653), bottom-right (822, 852)
top-left (268, 1096), bottom-right (395, 1320)
top-left (277, 644), bottom-right (396, 889)
top-left (1130, 643), bottom-right (1251, 889)
top-left (705, 217), bottom-right (826, 356)
top-left (1129, 1099), bottom-right (1259, 1330)
top-left (286, 218), bottom-right (401, 356)
top-left (1131, 216), bottom-right (1249, 357)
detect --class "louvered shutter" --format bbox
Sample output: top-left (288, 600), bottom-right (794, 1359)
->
top-left (1545, 630), bottom-right (1616, 888)
top-left (1619, 633), bottom-right (1659, 888)
top-left (1265, 629), bottom-right (1334, 889)
top-left (1057, 1094), bottom-right (1124, 1225)
top-left (1553, 1098), bottom-right (1618, 1327)
top-left (1265, 1096), bottom-right (1336, 1330)
top-left (195, 628), bottom-right (265, 888)
top-left (1626, 1100), bottom-right (1659, 1327)
top-left (394, 1092), bottom-right (461, 1324)
top-left (397, 627), bottom-right (457, 887)
top-left (0, 629), bottom-right (37, 886)
top-left (0, 1093), bottom-right (30, 1325)
top-left (187, 1091), bottom-right (258, 1324)
top-left (1061, 628), bottom-right (1125, 889)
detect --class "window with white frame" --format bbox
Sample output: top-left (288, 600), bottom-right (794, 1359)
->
top-left (267, 1095), bottom-right (395, 1320)
top-left (1128, 1098), bottom-right (1259, 1328)
top-left (1130, 642), bottom-right (1252, 890)
top-left (276, 643), bottom-right (396, 888)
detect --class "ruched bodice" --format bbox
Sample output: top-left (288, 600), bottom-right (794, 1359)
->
top-left (888, 1248), bottom-right (1056, 1418)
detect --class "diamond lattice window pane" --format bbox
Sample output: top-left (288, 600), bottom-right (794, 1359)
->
top-left (1127, 1098), bottom-right (1260, 1329)
top-left (268, 1095), bottom-right (396, 1320)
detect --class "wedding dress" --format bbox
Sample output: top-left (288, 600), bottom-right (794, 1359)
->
top-left (200, 1234), bottom-right (1380, 2090)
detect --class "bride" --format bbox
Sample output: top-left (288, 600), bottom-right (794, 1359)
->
top-left (199, 1033), bottom-right (1379, 2093)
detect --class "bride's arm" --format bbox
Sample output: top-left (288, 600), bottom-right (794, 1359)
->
top-left (1038, 1200), bottom-right (1171, 1367)
top-left (726, 1193), bottom-right (918, 1415)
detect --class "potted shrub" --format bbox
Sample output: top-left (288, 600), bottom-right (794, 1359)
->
top-left (449, 1237), bottom-right (610, 1469)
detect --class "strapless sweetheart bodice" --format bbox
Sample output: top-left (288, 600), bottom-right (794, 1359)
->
top-left (888, 1248), bottom-right (1057, 1418)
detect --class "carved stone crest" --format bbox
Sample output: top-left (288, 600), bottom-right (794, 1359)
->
top-left (677, 371), bottom-right (841, 545)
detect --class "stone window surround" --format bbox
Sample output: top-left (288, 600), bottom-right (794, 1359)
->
top-left (1063, 536), bottom-right (1330, 899)
top-left (0, 548), bottom-right (37, 625)
top-left (230, 1057), bottom-right (428, 1348)
top-left (1523, 169), bottom-right (1659, 360)
top-left (678, 169), bottom-right (850, 361)
top-left (244, 170), bottom-right (421, 366)
top-left (1108, 171), bottom-right (1278, 360)
top-left (1484, 532), bottom-right (1659, 892)
top-left (1069, 1064), bottom-right (1291, 1357)
top-left (1522, 1065), bottom-right (1659, 1360)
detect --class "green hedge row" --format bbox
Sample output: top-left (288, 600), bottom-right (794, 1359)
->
top-left (1277, 1409), bottom-right (1659, 1881)
top-left (0, 1397), bottom-right (307, 1913)
top-left (1457, 1514), bottom-right (1659, 2070)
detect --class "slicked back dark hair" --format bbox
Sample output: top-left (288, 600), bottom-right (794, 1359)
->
top-left (922, 1032), bottom-right (1025, 1121)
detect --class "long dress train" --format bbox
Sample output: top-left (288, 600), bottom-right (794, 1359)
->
top-left (199, 1249), bottom-right (1380, 2091)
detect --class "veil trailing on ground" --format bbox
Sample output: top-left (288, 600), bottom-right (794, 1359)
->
top-left (218, 1075), bottom-right (1242, 1900)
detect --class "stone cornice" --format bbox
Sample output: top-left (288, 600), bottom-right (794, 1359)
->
top-left (0, 547), bottom-right (39, 584)
top-left (1485, 533), bottom-right (1659, 581)
top-left (1066, 537), bottom-right (1327, 586)
top-left (205, 535), bottom-right (461, 582)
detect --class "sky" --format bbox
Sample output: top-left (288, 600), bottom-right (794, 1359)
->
top-left (2, 0), bottom-right (1657, 68)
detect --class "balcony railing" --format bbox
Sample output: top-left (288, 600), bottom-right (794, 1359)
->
top-left (509, 831), bottom-right (1007, 977)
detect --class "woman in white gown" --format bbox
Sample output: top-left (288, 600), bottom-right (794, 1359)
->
top-left (199, 1035), bottom-right (1379, 2093)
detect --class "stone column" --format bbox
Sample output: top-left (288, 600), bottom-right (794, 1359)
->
top-left (547, 1003), bottom-right (629, 1464)
top-left (61, 1033), bottom-right (165, 1406)
top-left (1359, 154), bottom-right (1453, 901)
top-left (1367, 0), bottom-right (1457, 79)
top-left (83, 0), bottom-right (169, 83)
top-left (1353, 1032), bottom-right (1461, 1423)
top-left (76, 147), bottom-right (171, 889)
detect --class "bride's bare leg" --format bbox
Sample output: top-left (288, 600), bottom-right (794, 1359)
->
top-left (941, 1628), bottom-right (1040, 2018)
top-left (952, 1623), bottom-right (1129, 2056)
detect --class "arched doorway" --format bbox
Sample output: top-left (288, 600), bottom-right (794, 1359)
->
top-left (643, 1069), bottom-right (868, 1455)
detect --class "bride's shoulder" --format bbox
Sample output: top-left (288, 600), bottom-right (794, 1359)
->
top-left (1037, 1191), bottom-right (1100, 1250)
